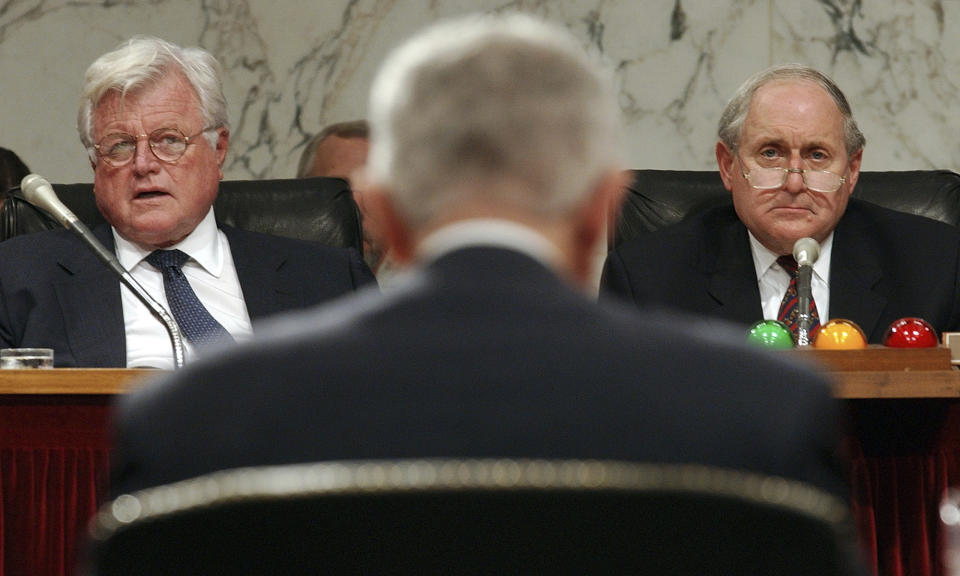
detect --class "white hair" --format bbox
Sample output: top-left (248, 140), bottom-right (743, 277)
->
top-left (718, 63), bottom-right (865, 156)
top-left (366, 13), bottom-right (622, 225)
top-left (78, 36), bottom-right (228, 156)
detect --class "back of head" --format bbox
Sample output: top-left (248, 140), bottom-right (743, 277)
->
top-left (0, 147), bottom-right (30, 200)
top-left (366, 13), bottom-right (621, 226)
top-left (77, 36), bottom-right (228, 153)
top-left (296, 120), bottom-right (370, 179)
top-left (717, 63), bottom-right (865, 156)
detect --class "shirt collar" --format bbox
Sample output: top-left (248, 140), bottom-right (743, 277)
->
top-left (416, 218), bottom-right (562, 271)
top-left (115, 207), bottom-right (225, 276)
top-left (749, 231), bottom-right (834, 281)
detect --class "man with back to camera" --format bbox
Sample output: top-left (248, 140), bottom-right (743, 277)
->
top-left (601, 64), bottom-right (960, 344)
top-left (110, 15), bottom-right (849, 502)
top-left (0, 36), bottom-right (375, 368)
top-left (296, 119), bottom-right (395, 277)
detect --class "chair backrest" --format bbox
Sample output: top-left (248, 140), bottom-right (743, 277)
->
top-left (0, 177), bottom-right (363, 251)
top-left (84, 459), bottom-right (863, 576)
top-left (613, 169), bottom-right (960, 247)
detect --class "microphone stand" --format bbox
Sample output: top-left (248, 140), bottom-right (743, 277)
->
top-left (71, 220), bottom-right (186, 368)
top-left (796, 264), bottom-right (813, 347)
top-left (19, 175), bottom-right (185, 368)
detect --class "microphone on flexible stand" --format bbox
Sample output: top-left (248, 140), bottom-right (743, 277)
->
top-left (20, 174), bottom-right (185, 369)
top-left (792, 237), bottom-right (820, 347)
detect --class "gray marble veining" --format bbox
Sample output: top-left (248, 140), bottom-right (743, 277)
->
top-left (0, 0), bottom-right (956, 184)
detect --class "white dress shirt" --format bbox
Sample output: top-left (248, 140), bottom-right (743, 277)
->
top-left (115, 208), bottom-right (253, 369)
top-left (417, 218), bottom-right (563, 270)
top-left (751, 232), bottom-right (833, 323)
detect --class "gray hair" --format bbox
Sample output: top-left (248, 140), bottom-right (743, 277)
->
top-left (296, 119), bottom-right (369, 178)
top-left (366, 13), bottom-right (622, 226)
top-left (717, 64), bottom-right (865, 157)
top-left (78, 36), bottom-right (228, 157)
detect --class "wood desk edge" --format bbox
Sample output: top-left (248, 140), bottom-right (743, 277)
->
top-left (0, 368), bottom-right (159, 394)
top-left (1, 368), bottom-right (959, 399)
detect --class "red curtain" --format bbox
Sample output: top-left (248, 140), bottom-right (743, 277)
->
top-left (848, 399), bottom-right (960, 576)
top-left (2, 395), bottom-right (960, 576)
top-left (0, 398), bottom-right (111, 576)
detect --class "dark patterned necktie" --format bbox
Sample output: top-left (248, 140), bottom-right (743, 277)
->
top-left (145, 249), bottom-right (235, 347)
top-left (776, 255), bottom-right (821, 340)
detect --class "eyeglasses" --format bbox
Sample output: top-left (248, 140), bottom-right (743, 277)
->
top-left (93, 126), bottom-right (215, 167)
top-left (738, 156), bottom-right (846, 194)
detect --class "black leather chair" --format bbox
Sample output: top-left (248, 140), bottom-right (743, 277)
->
top-left (612, 169), bottom-right (960, 247)
top-left (83, 459), bottom-right (863, 576)
top-left (0, 177), bottom-right (363, 251)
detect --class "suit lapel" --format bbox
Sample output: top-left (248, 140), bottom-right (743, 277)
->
top-left (828, 208), bottom-right (886, 339)
top-left (224, 226), bottom-right (294, 320)
top-left (53, 225), bottom-right (126, 366)
top-left (705, 219), bottom-right (766, 325)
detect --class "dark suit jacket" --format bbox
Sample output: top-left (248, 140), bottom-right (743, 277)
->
top-left (0, 223), bottom-right (375, 366)
top-left (112, 246), bottom-right (846, 499)
top-left (601, 199), bottom-right (960, 343)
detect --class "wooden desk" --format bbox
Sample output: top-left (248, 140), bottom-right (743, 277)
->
top-left (0, 370), bottom-right (150, 576)
top-left (3, 365), bottom-right (957, 398)
top-left (788, 346), bottom-right (960, 398)
top-left (0, 368), bottom-right (152, 395)
top-left (1, 362), bottom-right (957, 576)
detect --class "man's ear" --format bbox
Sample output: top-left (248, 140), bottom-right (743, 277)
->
top-left (842, 148), bottom-right (863, 197)
top-left (716, 141), bottom-right (736, 192)
top-left (363, 187), bottom-right (414, 265)
top-left (571, 169), bottom-right (629, 285)
top-left (215, 127), bottom-right (230, 178)
top-left (582, 169), bottom-right (629, 248)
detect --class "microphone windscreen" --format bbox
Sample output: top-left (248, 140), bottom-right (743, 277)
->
top-left (793, 237), bottom-right (820, 267)
top-left (20, 174), bottom-right (78, 227)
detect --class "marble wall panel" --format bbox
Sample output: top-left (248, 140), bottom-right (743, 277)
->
top-left (0, 0), bottom-right (956, 184)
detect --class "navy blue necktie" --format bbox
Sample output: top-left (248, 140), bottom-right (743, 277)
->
top-left (146, 249), bottom-right (234, 347)
top-left (776, 255), bottom-right (821, 340)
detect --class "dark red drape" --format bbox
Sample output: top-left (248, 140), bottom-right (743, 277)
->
top-left (2, 394), bottom-right (960, 576)
top-left (848, 399), bottom-right (960, 576)
top-left (0, 398), bottom-right (111, 576)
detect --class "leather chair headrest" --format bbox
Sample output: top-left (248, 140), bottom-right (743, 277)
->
top-left (613, 169), bottom-right (960, 247)
top-left (0, 177), bottom-right (363, 252)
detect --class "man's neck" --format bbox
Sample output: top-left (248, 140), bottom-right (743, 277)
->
top-left (416, 218), bottom-right (563, 270)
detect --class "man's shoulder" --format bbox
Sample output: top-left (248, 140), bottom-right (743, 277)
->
top-left (612, 203), bottom-right (741, 259)
top-left (221, 224), bottom-right (376, 290)
top-left (845, 197), bottom-right (960, 236)
top-left (840, 198), bottom-right (960, 256)
top-left (221, 224), bottom-right (361, 262)
top-left (0, 228), bottom-right (85, 261)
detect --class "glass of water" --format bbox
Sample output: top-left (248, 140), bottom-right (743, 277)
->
top-left (0, 348), bottom-right (54, 369)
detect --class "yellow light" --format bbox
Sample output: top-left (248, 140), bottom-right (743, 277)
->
top-left (813, 319), bottom-right (867, 349)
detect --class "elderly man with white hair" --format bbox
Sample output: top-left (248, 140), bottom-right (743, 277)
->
top-left (110, 14), bottom-right (848, 510)
top-left (0, 36), bottom-right (374, 368)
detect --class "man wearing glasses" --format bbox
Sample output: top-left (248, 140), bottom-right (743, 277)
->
top-left (0, 36), bottom-right (374, 367)
top-left (601, 64), bottom-right (960, 343)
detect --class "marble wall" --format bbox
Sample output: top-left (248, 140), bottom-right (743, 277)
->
top-left (1, 0), bottom-right (957, 184)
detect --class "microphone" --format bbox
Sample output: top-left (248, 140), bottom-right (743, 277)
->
top-left (793, 236), bottom-right (820, 268)
top-left (19, 174), bottom-right (185, 368)
top-left (20, 174), bottom-right (82, 228)
top-left (791, 237), bottom-right (820, 347)
top-left (22, 174), bottom-right (126, 277)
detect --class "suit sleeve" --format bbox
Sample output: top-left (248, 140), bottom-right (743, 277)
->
top-left (598, 249), bottom-right (635, 304)
top-left (0, 244), bottom-right (24, 348)
top-left (949, 235), bottom-right (960, 332)
top-left (0, 269), bottom-right (15, 348)
top-left (347, 248), bottom-right (378, 289)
